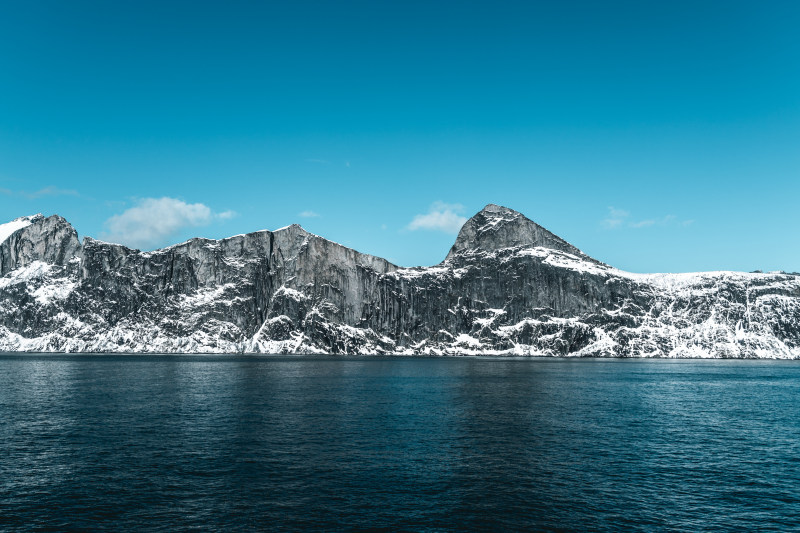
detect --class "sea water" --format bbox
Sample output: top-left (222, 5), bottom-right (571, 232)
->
top-left (2, 355), bottom-right (800, 531)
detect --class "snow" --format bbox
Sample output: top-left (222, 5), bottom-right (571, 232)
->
top-left (454, 333), bottom-right (482, 347)
top-left (85, 237), bottom-right (127, 247)
top-left (178, 283), bottom-right (237, 307)
top-left (0, 215), bottom-right (38, 244)
top-left (0, 261), bottom-right (53, 289)
top-left (221, 229), bottom-right (271, 241)
top-left (32, 279), bottom-right (77, 304)
top-left (393, 265), bottom-right (451, 279)
top-left (476, 212), bottom-right (518, 232)
top-left (507, 247), bottom-right (797, 292)
top-left (274, 286), bottom-right (309, 301)
top-left (541, 250), bottom-right (614, 276)
top-left (475, 308), bottom-right (506, 327)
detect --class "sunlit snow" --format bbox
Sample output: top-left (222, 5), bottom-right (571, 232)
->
top-left (0, 215), bottom-right (39, 244)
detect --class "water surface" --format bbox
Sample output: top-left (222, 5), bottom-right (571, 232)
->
top-left (2, 355), bottom-right (800, 531)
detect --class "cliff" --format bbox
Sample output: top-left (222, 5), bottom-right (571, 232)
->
top-left (1, 206), bottom-right (798, 357)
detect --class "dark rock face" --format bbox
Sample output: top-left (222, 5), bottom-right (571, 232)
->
top-left (446, 204), bottom-right (591, 261)
top-left (1, 206), bottom-right (798, 357)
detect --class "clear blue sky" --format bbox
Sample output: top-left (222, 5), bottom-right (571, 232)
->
top-left (1, 0), bottom-right (798, 272)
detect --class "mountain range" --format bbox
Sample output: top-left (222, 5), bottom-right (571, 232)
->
top-left (1, 204), bottom-right (798, 357)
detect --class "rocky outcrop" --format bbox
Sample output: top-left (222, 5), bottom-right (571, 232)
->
top-left (0, 206), bottom-right (798, 357)
top-left (0, 214), bottom-right (81, 276)
top-left (446, 204), bottom-right (591, 261)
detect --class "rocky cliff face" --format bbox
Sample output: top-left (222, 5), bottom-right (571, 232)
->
top-left (1, 206), bottom-right (798, 357)
top-left (446, 204), bottom-right (591, 261)
top-left (0, 214), bottom-right (81, 276)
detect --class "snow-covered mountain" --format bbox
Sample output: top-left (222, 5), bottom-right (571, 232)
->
top-left (1, 205), bottom-right (799, 357)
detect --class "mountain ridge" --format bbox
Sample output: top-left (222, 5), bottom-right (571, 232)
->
top-left (1, 204), bottom-right (585, 270)
top-left (1, 206), bottom-right (798, 357)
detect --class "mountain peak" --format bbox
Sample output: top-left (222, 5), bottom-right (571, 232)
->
top-left (478, 203), bottom-right (520, 215)
top-left (446, 204), bottom-right (591, 260)
top-left (0, 213), bottom-right (80, 276)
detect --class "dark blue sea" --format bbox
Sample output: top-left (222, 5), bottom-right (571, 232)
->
top-left (2, 355), bottom-right (800, 531)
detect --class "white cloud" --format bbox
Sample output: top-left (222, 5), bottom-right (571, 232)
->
top-left (407, 202), bottom-right (468, 234)
top-left (602, 207), bottom-right (629, 229)
top-left (603, 207), bottom-right (692, 230)
top-left (629, 219), bottom-right (655, 228)
top-left (104, 197), bottom-right (231, 250)
top-left (299, 210), bottom-right (320, 218)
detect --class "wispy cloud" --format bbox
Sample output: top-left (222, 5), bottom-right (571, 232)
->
top-left (23, 186), bottom-right (79, 199)
top-left (1, 185), bottom-right (80, 199)
top-left (299, 210), bottom-right (320, 218)
top-left (602, 207), bottom-right (692, 230)
top-left (602, 207), bottom-right (630, 229)
top-left (629, 219), bottom-right (655, 228)
top-left (407, 202), bottom-right (468, 234)
top-left (103, 197), bottom-right (233, 250)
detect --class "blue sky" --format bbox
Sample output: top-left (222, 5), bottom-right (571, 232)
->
top-left (1, 0), bottom-right (798, 272)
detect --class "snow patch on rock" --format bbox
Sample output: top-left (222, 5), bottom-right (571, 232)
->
top-left (0, 215), bottom-right (41, 244)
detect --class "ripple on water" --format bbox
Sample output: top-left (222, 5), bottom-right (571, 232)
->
top-left (1, 355), bottom-right (800, 531)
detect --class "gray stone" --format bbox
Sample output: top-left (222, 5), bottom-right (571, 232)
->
top-left (0, 205), bottom-right (798, 357)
